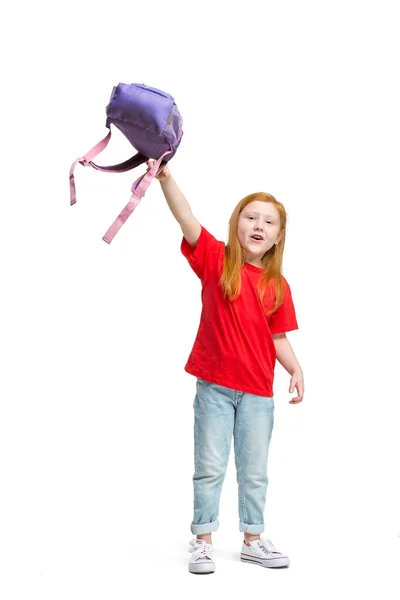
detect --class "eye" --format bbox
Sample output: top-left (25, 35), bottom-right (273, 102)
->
top-left (266, 221), bottom-right (272, 224)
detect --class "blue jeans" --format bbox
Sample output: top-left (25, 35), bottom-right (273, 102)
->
top-left (191, 378), bottom-right (275, 535)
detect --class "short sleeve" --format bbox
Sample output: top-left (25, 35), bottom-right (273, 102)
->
top-left (268, 278), bottom-right (299, 335)
top-left (180, 225), bottom-right (222, 280)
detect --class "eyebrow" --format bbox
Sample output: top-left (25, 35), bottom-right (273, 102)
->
top-left (244, 211), bottom-right (275, 218)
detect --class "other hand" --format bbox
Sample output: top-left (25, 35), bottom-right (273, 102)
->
top-left (288, 370), bottom-right (304, 404)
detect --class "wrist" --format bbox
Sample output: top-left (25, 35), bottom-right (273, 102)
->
top-left (291, 366), bottom-right (303, 376)
top-left (159, 174), bottom-right (172, 185)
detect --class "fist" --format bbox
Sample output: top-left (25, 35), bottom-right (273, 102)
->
top-left (146, 160), bottom-right (170, 181)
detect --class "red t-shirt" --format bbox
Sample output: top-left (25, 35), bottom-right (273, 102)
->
top-left (181, 225), bottom-right (299, 397)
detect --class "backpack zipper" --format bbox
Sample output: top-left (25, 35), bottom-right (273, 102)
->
top-left (136, 83), bottom-right (173, 100)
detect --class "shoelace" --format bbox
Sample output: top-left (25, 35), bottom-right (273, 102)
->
top-left (253, 537), bottom-right (278, 555)
top-left (189, 539), bottom-right (213, 560)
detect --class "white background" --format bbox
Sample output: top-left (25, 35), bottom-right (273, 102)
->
top-left (1, 0), bottom-right (399, 597)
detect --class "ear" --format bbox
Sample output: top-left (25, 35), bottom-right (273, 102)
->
top-left (276, 230), bottom-right (285, 245)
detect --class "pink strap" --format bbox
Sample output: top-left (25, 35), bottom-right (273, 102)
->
top-left (102, 147), bottom-right (173, 244)
top-left (70, 128), bottom-right (183, 243)
top-left (69, 130), bottom-right (112, 205)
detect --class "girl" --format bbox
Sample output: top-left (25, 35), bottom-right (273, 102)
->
top-left (147, 161), bottom-right (304, 574)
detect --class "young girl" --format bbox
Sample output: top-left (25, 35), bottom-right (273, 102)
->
top-left (147, 161), bottom-right (304, 574)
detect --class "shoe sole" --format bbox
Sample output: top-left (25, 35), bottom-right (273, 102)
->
top-left (189, 562), bottom-right (215, 574)
top-left (241, 555), bottom-right (290, 568)
top-left (189, 569), bottom-right (215, 574)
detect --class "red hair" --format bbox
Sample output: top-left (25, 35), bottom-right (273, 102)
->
top-left (219, 192), bottom-right (287, 315)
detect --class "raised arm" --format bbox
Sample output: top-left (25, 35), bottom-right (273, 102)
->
top-left (148, 161), bottom-right (201, 247)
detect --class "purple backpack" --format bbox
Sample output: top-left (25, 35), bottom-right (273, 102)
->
top-left (69, 83), bottom-right (183, 243)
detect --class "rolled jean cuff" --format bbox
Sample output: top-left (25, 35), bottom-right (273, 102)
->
top-left (239, 522), bottom-right (265, 534)
top-left (191, 519), bottom-right (219, 535)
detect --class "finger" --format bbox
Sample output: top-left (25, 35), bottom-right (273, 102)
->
top-left (289, 391), bottom-right (303, 403)
top-left (289, 378), bottom-right (297, 394)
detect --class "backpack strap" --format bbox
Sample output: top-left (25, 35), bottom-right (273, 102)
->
top-left (69, 126), bottom-right (148, 205)
top-left (102, 148), bottom-right (173, 244)
top-left (70, 127), bottom-right (182, 243)
top-left (69, 129), bottom-right (111, 205)
top-left (90, 153), bottom-right (148, 173)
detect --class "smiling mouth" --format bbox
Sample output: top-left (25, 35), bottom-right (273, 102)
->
top-left (250, 236), bottom-right (264, 242)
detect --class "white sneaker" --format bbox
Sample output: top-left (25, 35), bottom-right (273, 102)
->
top-left (188, 538), bottom-right (215, 574)
top-left (240, 537), bottom-right (290, 568)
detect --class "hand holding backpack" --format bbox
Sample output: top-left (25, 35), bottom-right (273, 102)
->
top-left (69, 83), bottom-right (183, 243)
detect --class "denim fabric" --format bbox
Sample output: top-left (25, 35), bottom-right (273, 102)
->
top-left (191, 378), bottom-right (275, 535)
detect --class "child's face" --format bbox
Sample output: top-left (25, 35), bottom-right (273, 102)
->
top-left (237, 201), bottom-right (284, 264)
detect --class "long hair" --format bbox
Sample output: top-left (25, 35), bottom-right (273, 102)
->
top-left (219, 192), bottom-right (287, 315)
